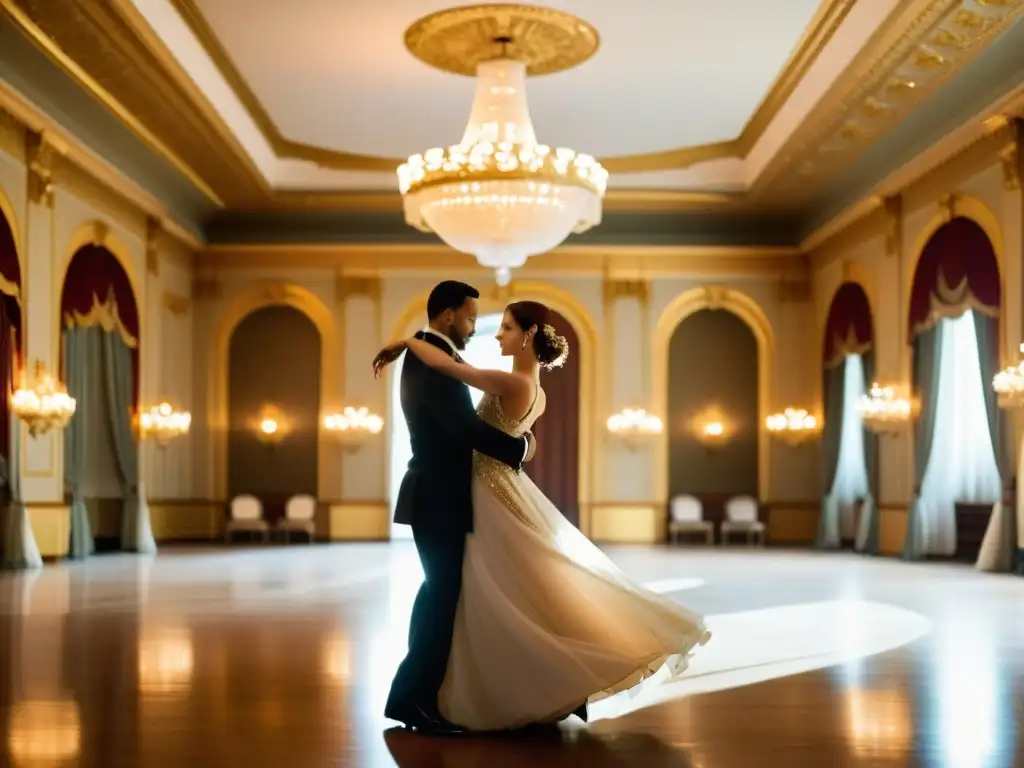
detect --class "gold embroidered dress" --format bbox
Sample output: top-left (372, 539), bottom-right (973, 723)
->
top-left (437, 391), bottom-right (710, 731)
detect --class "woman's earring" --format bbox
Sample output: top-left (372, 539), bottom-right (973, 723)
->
top-left (521, 336), bottom-right (529, 351)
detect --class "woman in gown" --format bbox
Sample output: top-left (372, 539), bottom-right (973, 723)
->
top-left (380, 300), bottom-right (710, 732)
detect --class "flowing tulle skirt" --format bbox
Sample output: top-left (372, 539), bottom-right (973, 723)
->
top-left (438, 456), bottom-right (710, 731)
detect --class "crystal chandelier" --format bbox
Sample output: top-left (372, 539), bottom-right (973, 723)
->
top-left (766, 407), bottom-right (820, 446)
top-left (324, 406), bottom-right (384, 452)
top-left (10, 359), bottom-right (76, 437)
top-left (993, 343), bottom-right (1024, 409)
top-left (857, 382), bottom-right (915, 434)
top-left (398, 7), bottom-right (607, 286)
top-left (138, 401), bottom-right (191, 446)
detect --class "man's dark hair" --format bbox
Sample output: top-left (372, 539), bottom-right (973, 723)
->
top-left (426, 280), bottom-right (479, 320)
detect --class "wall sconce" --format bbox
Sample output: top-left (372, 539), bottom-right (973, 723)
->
top-left (253, 405), bottom-right (287, 445)
top-left (993, 343), bottom-right (1024, 410)
top-left (10, 359), bottom-right (76, 438)
top-left (766, 407), bottom-right (820, 446)
top-left (606, 407), bottom-right (663, 451)
top-left (692, 406), bottom-right (730, 449)
top-left (857, 382), bottom-right (917, 435)
top-left (138, 401), bottom-right (191, 447)
top-left (323, 406), bottom-right (384, 453)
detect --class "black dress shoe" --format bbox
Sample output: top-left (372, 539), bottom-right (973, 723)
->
top-left (386, 704), bottom-right (464, 735)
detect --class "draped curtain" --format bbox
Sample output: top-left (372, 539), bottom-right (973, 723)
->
top-left (818, 282), bottom-right (873, 550)
top-left (61, 245), bottom-right (150, 555)
top-left (524, 310), bottom-right (581, 526)
top-left (0, 209), bottom-right (36, 569)
top-left (903, 217), bottom-right (1002, 561)
top-left (855, 349), bottom-right (881, 553)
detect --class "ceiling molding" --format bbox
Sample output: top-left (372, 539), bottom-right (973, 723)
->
top-left (0, 80), bottom-right (202, 250)
top-left (199, 242), bottom-right (802, 278)
top-left (751, 0), bottom-right (1024, 203)
top-left (165, 0), bottom-right (853, 175)
top-left (0, 0), bottom-right (268, 205)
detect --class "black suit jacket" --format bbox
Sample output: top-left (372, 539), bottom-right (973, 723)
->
top-left (393, 331), bottom-right (528, 534)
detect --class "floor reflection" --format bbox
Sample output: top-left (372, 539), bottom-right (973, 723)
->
top-left (384, 726), bottom-right (695, 768)
top-left (0, 546), bottom-right (1022, 766)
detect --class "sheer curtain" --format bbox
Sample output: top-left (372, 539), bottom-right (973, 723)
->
top-left (388, 315), bottom-right (510, 539)
top-left (918, 310), bottom-right (1001, 556)
top-left (830, 355), bottom-right (869, 540)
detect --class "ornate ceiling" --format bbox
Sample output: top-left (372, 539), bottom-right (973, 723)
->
top-left (1, 0), bottom-right (1023, 219)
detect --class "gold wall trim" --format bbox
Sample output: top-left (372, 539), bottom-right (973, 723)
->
top-left (161, 291), bottom-right (190, 316)
top-left (250, 188), bottom-right (752, 214)
top-left (208, 282), bottom-right (342, 501)
top-left (652, 286), bottom-right (775, 503)
top-left (386, 280), bottom-right (601, 537)
top-left (200, 243), bottom-right (801, 277)
top-left (752, 0), bottom-right (1024, 202)
top-left (162, 0), bottom-right (851, 174)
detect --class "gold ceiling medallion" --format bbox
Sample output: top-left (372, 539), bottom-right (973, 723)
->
top-left (403, 4), bottom-right (600, 77)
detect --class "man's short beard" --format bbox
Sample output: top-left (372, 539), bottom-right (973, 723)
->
top-left (449, 329), bottom-right (471, 350)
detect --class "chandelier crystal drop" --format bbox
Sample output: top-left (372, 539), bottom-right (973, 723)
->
top-left (398, 57), bottom-right (607, 283)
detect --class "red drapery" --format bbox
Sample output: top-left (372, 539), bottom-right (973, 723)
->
top-left (908, 216), bottom-right (1000, 341)
top-left (822, 282), bottom-right (873, 369)
top-left (0, 211), bottom-right (21, 463)
top-left (524, 309), bottom-right (581, 527)
top-left (59, 245), bottom-right (140, 406)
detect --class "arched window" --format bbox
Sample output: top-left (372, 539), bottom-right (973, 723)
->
top-left (904, 217), bottom-right (1002, 559)
top-left (818, 282), bottom-right (876, 551)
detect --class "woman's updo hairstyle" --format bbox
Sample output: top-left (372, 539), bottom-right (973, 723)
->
top-left (505, 300), bottom-right (570, 370)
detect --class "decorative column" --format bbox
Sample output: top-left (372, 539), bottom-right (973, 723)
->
top-left (20, 130), bottom-right (69, 559)
top-left (878, 193), bottom-right (914, 508)
top-left (141, 217), bottom-right (161, 497)
top-left (601, 277), bottom-right (656, 501)
top-left (331, 272), bottom-right (388, 540)
top-left (191, 267), bottom-right (221, 502)
top-left (1000, 119), bottom-right (1024, 573)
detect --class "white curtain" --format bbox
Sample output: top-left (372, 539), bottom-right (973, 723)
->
top-left (388, 314), bottom-right (510, 539)
top-left (829, 354), bottom-right (869, 540)
top-left (918, 310), bottom-right (1002, 556)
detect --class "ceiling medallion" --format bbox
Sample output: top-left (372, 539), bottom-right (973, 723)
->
top-left (398, 5), bottom-right (607, 286)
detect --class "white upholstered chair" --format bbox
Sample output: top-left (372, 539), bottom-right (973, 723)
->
top-left (720, 495), bottom-right (765, 546)
top-left (225, 494), bottom-right (269, 543)
top-left (668, 495), bottom-right (714, 545)
top-left (276, 494), bottom-right (317, 543)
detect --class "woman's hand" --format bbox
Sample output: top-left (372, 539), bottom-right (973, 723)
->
top-left (373, 340), bottom-right (408, 379)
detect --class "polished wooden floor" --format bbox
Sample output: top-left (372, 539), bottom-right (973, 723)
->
top-left (0, 543), bottom-right (1021, 767)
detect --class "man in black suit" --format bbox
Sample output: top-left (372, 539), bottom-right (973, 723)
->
top-left (379, 281), bottom-right (532, 733)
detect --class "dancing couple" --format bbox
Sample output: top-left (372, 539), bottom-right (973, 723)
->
top-left (372, 280), bottom-right (709, 735)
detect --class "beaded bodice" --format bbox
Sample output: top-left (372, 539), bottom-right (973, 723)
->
top-left (477, 390), bottom-right (542, 438)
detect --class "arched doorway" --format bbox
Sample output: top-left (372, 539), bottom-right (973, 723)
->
top-left (666, 308), bottom-right (758, 526)
top-left (524, 308), bottom-right (581, 526)
top-left (60, 243), bottom-right (148, 557)
top-left (818, 282), bottom-right (876, 552)
top-left (903, 216), bottom-right (1003, 562)
top-left (227, 305), bottom-right (321, 525)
